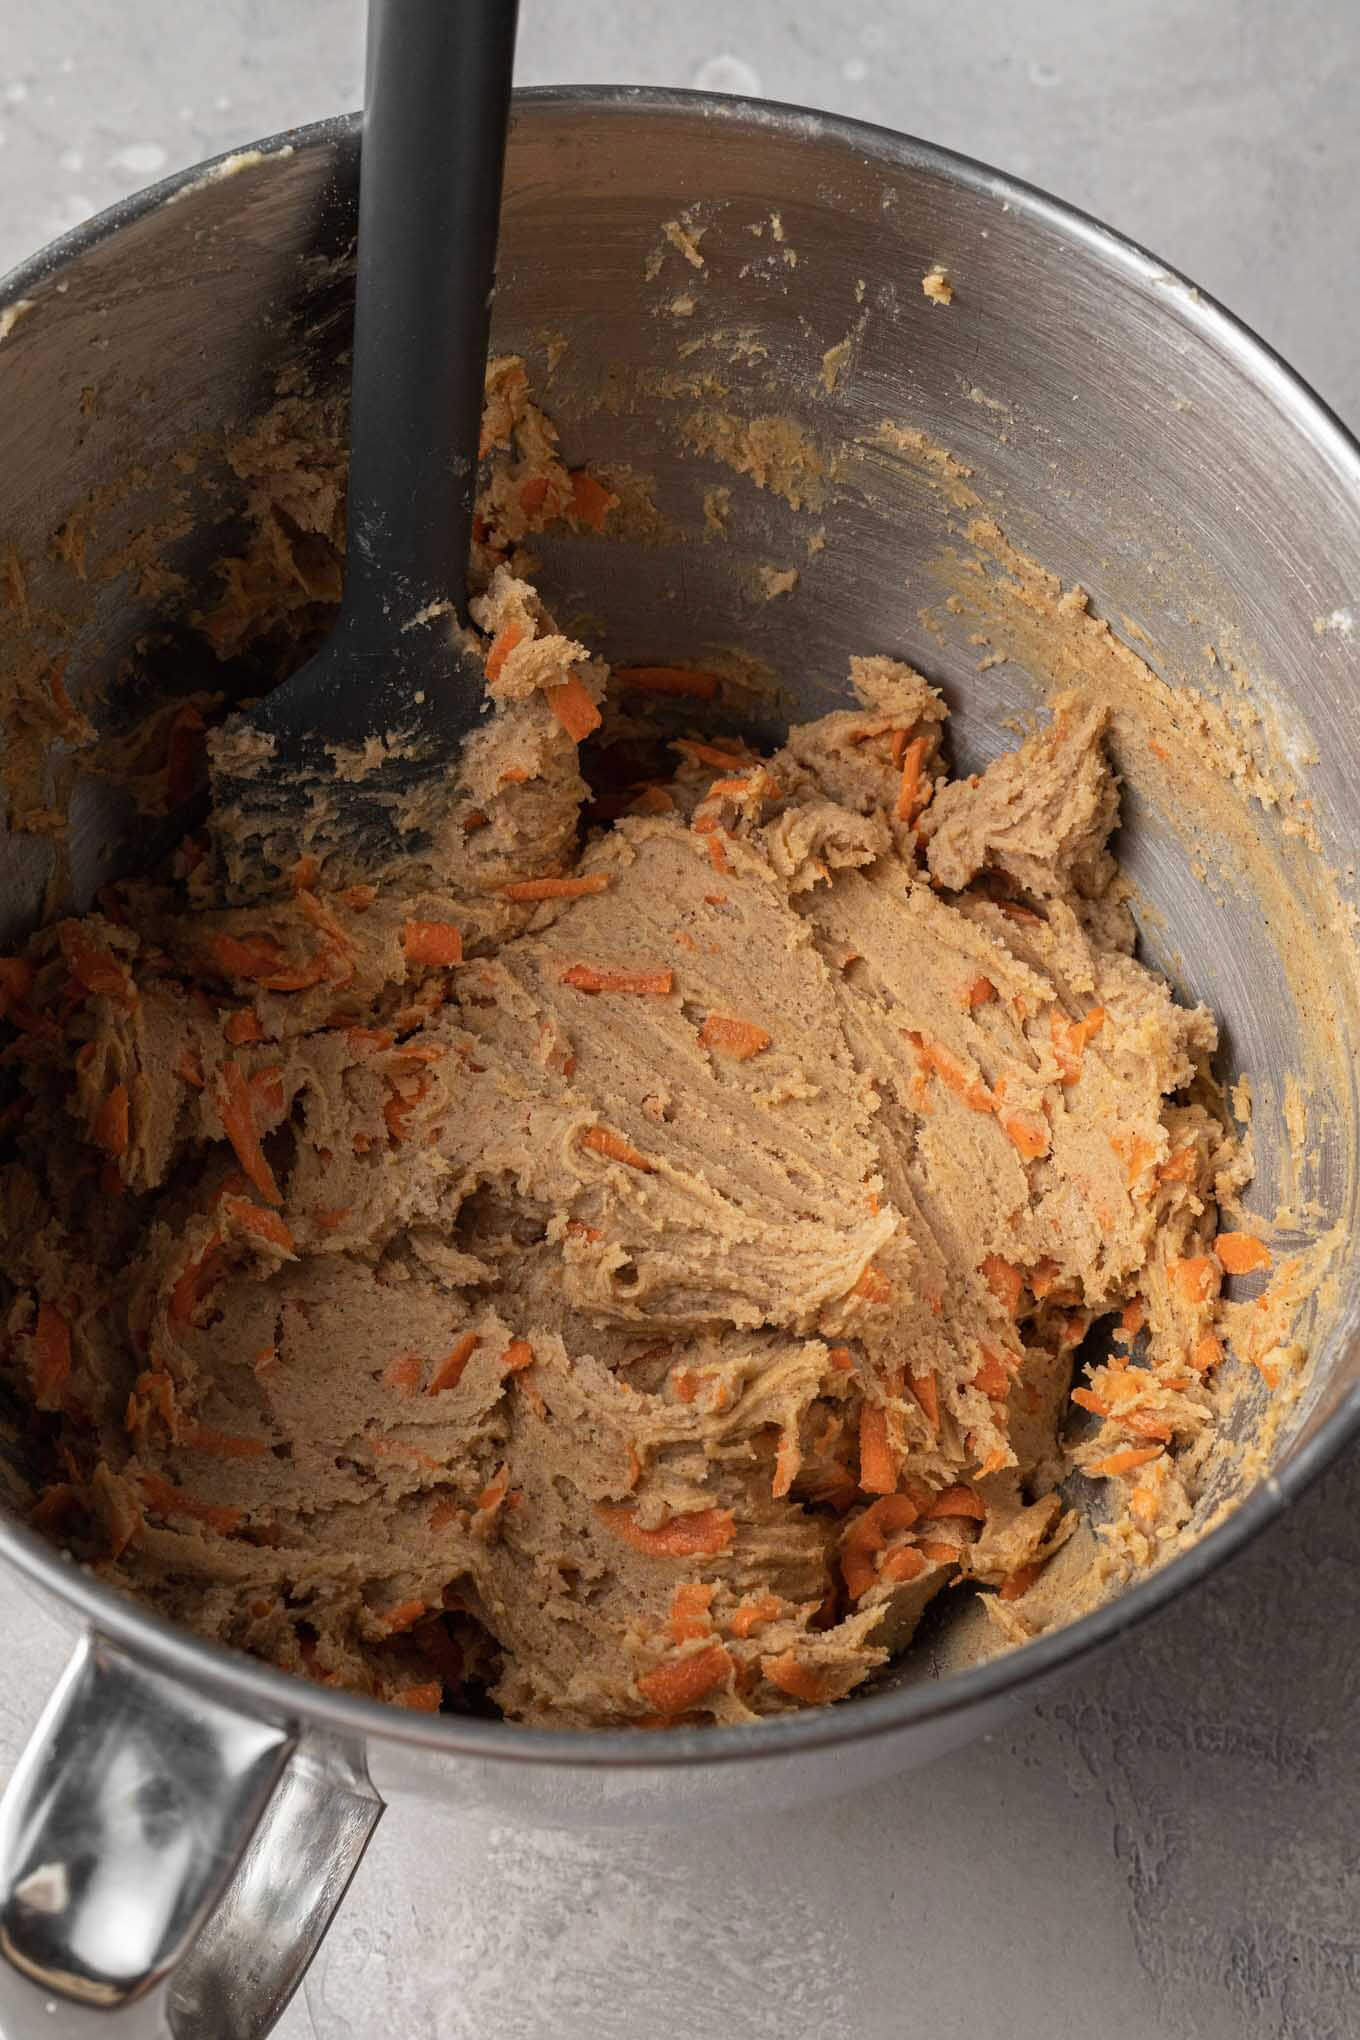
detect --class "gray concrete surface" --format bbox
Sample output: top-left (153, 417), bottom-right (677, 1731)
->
top-left (1, 4), bottom-right (1357, 2036)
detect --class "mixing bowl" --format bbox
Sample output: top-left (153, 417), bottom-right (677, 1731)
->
top-left (0, 89), bottom-right (1357, 2040)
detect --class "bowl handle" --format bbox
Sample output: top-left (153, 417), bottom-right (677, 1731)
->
top-left (0, 1631), bottom-right (382, 2037)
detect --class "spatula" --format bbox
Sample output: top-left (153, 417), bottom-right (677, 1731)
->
top-left (204, 0), bottom-right (520, 895)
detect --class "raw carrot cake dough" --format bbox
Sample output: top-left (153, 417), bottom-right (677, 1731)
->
top-left (0, 363), bottom-right (1262, 1727)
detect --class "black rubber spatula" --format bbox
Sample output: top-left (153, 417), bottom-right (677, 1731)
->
top-left (207, 0), bottom-right (520, 894)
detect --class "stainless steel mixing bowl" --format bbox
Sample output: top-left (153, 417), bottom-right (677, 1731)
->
top-left (0, 90), bottom-right (1357, 2040)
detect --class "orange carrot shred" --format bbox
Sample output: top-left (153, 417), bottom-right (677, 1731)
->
top-left (729, 1592), bottom-right (783, 1638)
top-left (382, 1599), bottom-right (428, 1635)
top-left (1215, 1232), bottom-right (1272, 1275)
top-left (971, 1344), bottom-right (1012, 1400)
top-left (140, 1471), bottom-right (243, 1535)
top-left (617, 665), bottom-right (720, 701)
top-left (217, 1060), bottom-right (281, 1206)
top-left (637, 1642), bottom-right (731, 1714)
top-left (597, 1502), bottom-right (735, 1557)
top-left (1173, 1255), bottom-right (1221, 1305)
top-left (923, 1483), bottom-right (987, 1521)
top-left (966, 975), bottom-right (997, 1008)
top-left (503, 1338), bottom-right (535, 1373)
top-left (221, 1197), bottom-right (295, 1254)
top-left (879, 1544), bottom-right (929, 1585)
top-left (402, 920), bottom-right (463, 968)
top-left (568, 470), bottom-right (617, 531)
top-left (852, 1262), bottom-right (893, 1304)
top-left (1192, 1331), bottom-right (1224, 1372)
top-left (485, 622), bottom-right (526, 682)
top-left (858, 1403), bottom-right (898, 1495)
top-left (762, 1652), bottom-right (833, 1705)
top-left (829, 1345), bottom-right (856, 1374)
top-left (582, 1126), bottom-right (654, 1173)
top-left (894, 735), bottom-right (929, 822)
top-left (94, 1082), bottom-right (130, 1159)
top-left (392, 1682), bottom-right (443, 1712)
top-left (1002, 1111), bottom-right (1050, 1160)
top-left (31, 1302), bottom-right (72, 1409)
top-left (59, 922), bottom-right (135, 1008)
top-left (1091, 1445), bottom-right (1164, 1477)
top-left (223, 1009), bottom-right (266, 1045)
top-left (561, 964), bottom-right (673, 996)
top-left (981, 1254), bottom-right (1023, 1315)
top-left (429, 1332), bottom-right (480, 1394)
top-left (667, 1582), bottom-right (715, 1643)
top-left (699, 1012), bottom-right (773, 1062)
top-left (545, 670), bottom-right (602, 742)
top-left (502, 874), bottom-right (612, 902)
top-left (999, 1558), bottom-right (1047, 1602)
top-left (906, 1370), bottom-right (939, 1428)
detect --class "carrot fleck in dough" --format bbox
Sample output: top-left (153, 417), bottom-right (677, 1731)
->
top-left (0, 360), bottom-right (1260, 1729)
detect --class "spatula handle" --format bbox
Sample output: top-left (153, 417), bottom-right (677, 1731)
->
top-left (344, 0), bottom-right (519, 646)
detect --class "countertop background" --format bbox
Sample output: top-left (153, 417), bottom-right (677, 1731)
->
top-left (1, 4), bottom-right (1357, 2036)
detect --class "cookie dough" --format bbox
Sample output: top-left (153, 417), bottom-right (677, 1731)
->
top-left (0, 369), bottom-right (1252, 1730)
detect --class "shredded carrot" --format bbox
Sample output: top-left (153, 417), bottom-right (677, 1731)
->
top-left (314, 1206), bottom-right (352, 1231)
top-left (384, 1353), bottom-right (424, 1394)
top-left (1215, 1232), bottom-right (1272, 1276)
top-left (392, 1682), bottom-right (443, 1712)
top-left (1001, 1110), bottom-right (1049, 1160)
top-left (850, 1263), bottom-right (891, 1306)
top-left (858, 1403), bottom-right (898, 1495)
top-left (840, 1493), bottom-right (921, 1599)
top-left (223, 1009), bottom-right (265, 1045)
top-left (617, 665), bottom-right (720, 700)
top-left (0, 956), bottom-right (35, 1012)
top-left (1173, 1255), bottom-right (1221, 1305)
top-left (31, 1302), bottom-right (72, 1409)
top-left (221, 1197), bottom-right (295, 1254)
top-left (667, 1581), bottom-right (715, 1643)
top-left (971, 1344), bottom-right (1011, 1400)
top-left (519, 475), bottom-right (550, 516)
top-left (545, 670), bottom-right (602, 742)
top-left (582, 1125), bottom-right (654, 1172)
top-left (630, 785), bottom-right (677, 816)
top-left (829, 1345), bottom-right (856, 1374)
top-left (922, 1483), bottom-right (987, 1522)
top-left (429, 1332), bottom-right (480, 1394)
top-left (503, 1338), bottom-right (535, 1373)
top-left (140, 1471), bottom-right (243, 1535)
top-left (174, 1041), bottom-right (205, 1089)
top-left (1050, 1005), bottom-right (1106, 1082)
top-left (675, 738), bottom-right (751, 770)
top-left (206, 932), bottom-right (326, 993)
top-left (906, 1370), bottom-right (939, 1428)
top-left (966, 975), bottom-right (997, 1008)
top-left (561, 963), bottom-right (673, 996)
top-left (909, 1032), bottom-right (995, 1112)
top-left (597, 1502), bottom-right (735, 1557)
top-left (1192, 1331), bottom-right (1224, 1372)
top-left (999, 1558), bottom-right (1047, 1602)
top-left (217, 1060), bottom-right (281, 1206)
top-left (879, 1545), bottom-right (928, 1585)
top-left (1157, 1147), bottom-right (1199, 1184)
top-left (58, 922), bottom-right (134, 1008)
top-left (762, 1651), bottom-right (833, 1704)
top-left (485, 622), bottom-right (526, 682)
top-left (704, 833), bottom-right (728, 875)
top-left (637, 1641), bottom-right (731, 1714)
top-left (698, 1013), bottom-right (772, 1060)
top-left (168, 1244), bottom-right (225, 1327)
top-left (94, 1082), bottom-right (130, 1158)
top-left (402, 920), bottom-right (463, 968)
top-left (182, 1426), bottom-right (268, 1459)
top-left (728, 1592), bottom-right (783, 1639)
top-left (981, 1254), bottom-right (1023, 1315)
top-left (568, 470), bottom-right (617, 531)
top-left (382, 1599), bottom-right (428, 1635)
top-left (1071, 1387), bottom-right (1110, 1417)
top-left (894, 735), bottom-right (929, 822)
top-left (1120, 1299), bottom-right (1147, 1339)
top-left (288, 855), bottom-right (321, 893)
top-left (383, 1072), bottom-right (431, 1143)
top-left (502, 873), bottom-right (612, 902)
top-left (1091, 1445), bottom-right (1163, 1477)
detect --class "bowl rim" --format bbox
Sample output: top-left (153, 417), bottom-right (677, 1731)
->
top-left (1, 85), bottom-right (1358, 1772)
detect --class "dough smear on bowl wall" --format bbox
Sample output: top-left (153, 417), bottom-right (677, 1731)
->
top-left (0, 354), bottom-right (1332, 1731)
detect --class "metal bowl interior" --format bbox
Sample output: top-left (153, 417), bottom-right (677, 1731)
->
top-left (1, 91), bottom-right (1358, 1800)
